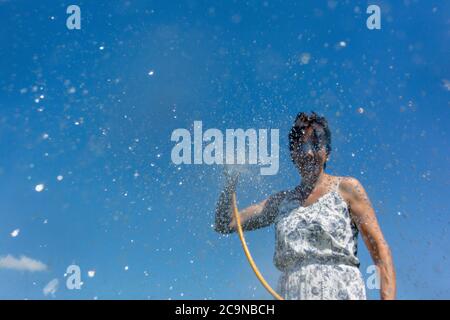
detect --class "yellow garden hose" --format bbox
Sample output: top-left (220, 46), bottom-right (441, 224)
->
top-left (231, 191), bottom-right (284, 300)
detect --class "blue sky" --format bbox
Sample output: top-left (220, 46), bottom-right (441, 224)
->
top-left (0, 0), bottom-right (449, 299)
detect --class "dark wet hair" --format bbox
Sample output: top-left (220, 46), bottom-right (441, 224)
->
top-left (289, 111), bottom-right (332, 169)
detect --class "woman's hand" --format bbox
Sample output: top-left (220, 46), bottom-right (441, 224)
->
top-left (214, 167), bottom-right (285, 234)
top-left (223, 166), bottom-right (240, 192)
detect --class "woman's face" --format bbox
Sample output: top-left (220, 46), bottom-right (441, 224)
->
top-left (291, 125), bottom-right (328, 177)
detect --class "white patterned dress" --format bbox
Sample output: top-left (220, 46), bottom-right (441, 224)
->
top-left (274, 178), bottom-right (366, 300)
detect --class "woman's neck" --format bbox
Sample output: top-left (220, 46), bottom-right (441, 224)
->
top-left (302, 169), bottom-right (326, 187)
top-left (294, 169), bottom-right (327, 199)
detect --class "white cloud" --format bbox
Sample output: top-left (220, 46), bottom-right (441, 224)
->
top-left (0, 255), bottom-right (47, 272)
top-left (43, 278), bottom-right (59, 297)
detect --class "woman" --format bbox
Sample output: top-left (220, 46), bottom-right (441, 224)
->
top-left (214, 111), bottom-right (396, 300)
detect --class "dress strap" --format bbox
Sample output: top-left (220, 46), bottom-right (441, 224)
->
top-left (335, 177), bottom-right (342, 191)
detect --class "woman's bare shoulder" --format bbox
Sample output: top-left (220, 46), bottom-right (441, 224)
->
top-left (338, 176), bottom-right (365, 190)
top-left (337, 176), bottom-right (368, 203)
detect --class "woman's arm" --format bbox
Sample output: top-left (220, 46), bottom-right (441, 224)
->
top-left (214, 172), bottom-right (284, 234)
top-left (340, 177), bottom-right (397, 300)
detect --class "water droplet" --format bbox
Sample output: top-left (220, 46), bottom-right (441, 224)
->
top-left (68, 87), bottom-right (76, 94)
top-left (10, 229), bottom-right (20, 238)
top-left (299, 53), bottom-right (311, 65)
